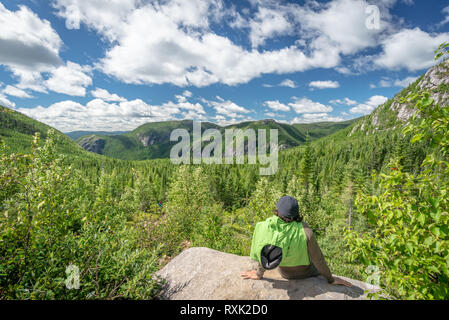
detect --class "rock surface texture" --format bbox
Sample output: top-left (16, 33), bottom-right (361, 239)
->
top-left (155, 247), bottom-right (379, 300)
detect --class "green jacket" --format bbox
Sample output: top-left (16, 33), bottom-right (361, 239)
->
top-left (250, 215), bottom-right (310, 267)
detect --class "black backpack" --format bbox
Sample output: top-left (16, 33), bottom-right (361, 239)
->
top-left (260, 244), bottom-right (282, 270)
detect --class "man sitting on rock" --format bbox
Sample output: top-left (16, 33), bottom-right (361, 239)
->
top-left (241, 195), bottom-right (352, 287)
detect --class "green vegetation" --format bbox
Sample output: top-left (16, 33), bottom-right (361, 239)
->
top-left (74, 118), bottom-right (358, 160)
top-left (0, 106), bottom-right (87, 158)
top-left (347, 92), bottom-right (449, 299)
top-left (1, 59), bottom-right (448, 300)
top-left (292, 117), bottom-right (362, 141)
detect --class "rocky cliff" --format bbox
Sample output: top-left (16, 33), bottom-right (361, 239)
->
top-left (350, 60), bottom-right (449, 136)
top-left (155, 247), bottom-right (379, 300)
top-left (77, 135), bottom-right (106, 154)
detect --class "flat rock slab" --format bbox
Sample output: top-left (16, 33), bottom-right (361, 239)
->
top-left (155, 247), bottom-right (378, 300)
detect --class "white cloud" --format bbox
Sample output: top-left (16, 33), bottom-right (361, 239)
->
top-left (182, 90), bottom-right (193, 97)
top-left (289, 97), bottom-right (333, 114)
top-left (0, 93), bottom-right (15, 108)
top-left (309, 80), bottom-right (340, 89)
top-left (206, 96), bottom-right (250, 118)
top-left (264, 100), bottom-right (290, 112)
top-left (45, 62), bottom-right (92, 96)
top-left (438, 5), bottom-right (449, 27)
top-left (330, 97), bottom-right (357, 106)
top-left (279, 79), bottom-right (297, 88)
top-left (54, 0), bottom-right (341, 87)
top-left (335, 66), bottom-right (355, 75)
top-left (375, 28), bottom-right (449, 71)
top-left (293, 0), bottom-right (390, 55)
top-left (163, 99), bottom-right (206, 114)
top-left (2, 85), bottom-right (33, 98)
top-left (53, 0), bottom-right (138, 40)
top-left (17, 93), bottom-right (209, 131)
top-left (10, 69), bottom-right (47, 93)
top-left (0, 3), bottom-right (71, 95)
top-left (394, 76), bottom-right (418, 87)
top-left (91, 88), bottom-right (126, 102)
top-left (249, 7), bottom-right (293, 48)
top-left (0, 3), bottom-right (62, 71)
top-left (375, 76), bottom-right (419, 88)
top-left (291, 113), bottom-right (344, 124)
top-left (350, 95), bottom-right (388, 115)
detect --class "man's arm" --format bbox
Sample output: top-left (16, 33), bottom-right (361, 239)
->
top-left (240, 263), bottom-right (265, 280)
top-left (303, 223), bottom-right (335, 284)
top-left (256, 263), bottom-right (265, 278)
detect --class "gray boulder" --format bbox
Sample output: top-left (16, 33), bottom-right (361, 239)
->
top-left (155, 247), bottom-right (379, 300)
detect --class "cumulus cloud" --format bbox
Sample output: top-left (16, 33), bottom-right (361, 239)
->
top-left (279, 79), bottom-right (297, 88)
top-left (45, 62), bottom-right (92, 96)
top-left (18, 93), bottom-right (209, 131)
top-left (289, 97), bottom-right (333, 114)
top-left (330, 97), bottom-right (357, 106)
top-left (309, 80), bottom-right (340, 89)
top-left (204, 96), bottom-right (250, 118)
top-left (264, 100), bottom-right (290, 112)
top-left (374, 28), bottom-right (449, 71)
top-left (393, 76), bottom-right (419, 87)
top-left (53, 0), bottom-right (341, 87)
top-left (350, 95), bottom-right (388, 115)
top-left (373, 76), bottom-right (419, 88)
top-left (2, 85), bottom-right (33, 98)
top-left (51, 0), bottom-right (443, 87)
top-left (182, 90), bottom-right (193, 97)
top-left (91, 88), bottom-right (126, 102)
top-left (293, 0), bottom-right (390, 55)
top-left (0, 3), bottom-right (62, 71)
top-left (0, 4), bottom-right (97, 97)
top-left (0, 93), bottom-right (15, 108)
top-left (249, 6), bottom-right (293, 48)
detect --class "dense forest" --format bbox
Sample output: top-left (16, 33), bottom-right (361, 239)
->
top-left (1, 57), bottom-right (449, 299)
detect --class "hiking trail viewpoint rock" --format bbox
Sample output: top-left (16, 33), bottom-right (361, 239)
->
top-left (155, 247), bottom-right (379, 300)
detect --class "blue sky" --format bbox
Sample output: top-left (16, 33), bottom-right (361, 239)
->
top-left (0, 0), bottom-right (449, 132)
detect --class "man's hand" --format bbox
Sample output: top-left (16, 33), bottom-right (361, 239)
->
top-left (331, 276), bottom-right (353, 287)
top-left (240, 270), bottom-right (262, 280)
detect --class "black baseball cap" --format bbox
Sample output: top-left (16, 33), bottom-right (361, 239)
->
top-left (276, 196), bottom-right (299, 219)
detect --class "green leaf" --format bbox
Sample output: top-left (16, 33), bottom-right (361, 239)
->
top-left (431, 227), bottom-right (440, 238)
top-left (417, 213), bottom-right (426, 226)
top-left (424, 236), bottom-right (433, 246)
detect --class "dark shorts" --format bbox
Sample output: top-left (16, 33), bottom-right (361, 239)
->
top-left (278, 263), bottom-right (321, 280)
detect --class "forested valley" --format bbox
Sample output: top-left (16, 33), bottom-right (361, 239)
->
top-left (1, 60), bottom-right (449, 300)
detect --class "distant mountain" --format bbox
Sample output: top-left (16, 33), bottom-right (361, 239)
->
top-left (75, 118), bottom-right (358, 160)
top-left (65, 131), bottom-right (129, 140)
top-left (0, 106), bottom-right (91, 158)
top-left (293, 118), bottom-right (363, 140)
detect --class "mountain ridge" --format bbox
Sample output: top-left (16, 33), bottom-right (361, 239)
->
top-left (74, 118), bottom-right (360, 160)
